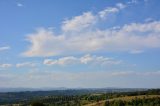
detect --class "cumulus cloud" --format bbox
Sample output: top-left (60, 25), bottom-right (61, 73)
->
top-left (0, 46), bottom-right (10, 52)
top-left (23, 28), bottom-right (66, 57)
top-left (44, 54), bottom-right (122, 66)
top-left (23, 21), bottom-right (160, 57)
top-left (16, 62), bottom-right (36, 68)
top-left (0, 64), bottom-right (12, 68)
top-left (22, 1), bottom-right (160, 57)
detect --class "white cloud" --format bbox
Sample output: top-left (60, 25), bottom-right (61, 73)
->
top-left (98, 7), bottom-right (119, 19)
top-left (0, 64), bottom-right (12, 68)
top-left (98, 2), bottom-right (127, 19)
top-left (62, 12), bottom-right (96, 32)
top-left (44, 56), bottom-right (78, 66)
top-left (16, 62), bottom-right (36, 68)
top-left (116, 3), bottom-right (126, 9)
top-left (0, 46), bottom-right (10, 52)
top-left (80, 54), bottom-right (93, 64)
top-left (62, 3), bottom-right (127, 32)
top-left (23, 28), bottom-right (66, 57)
top-left (23, 21), bottom-right (160, 57)
top-left (127, 0), bottom-right (138, 4)
top-left (129, 50), bottom-right (144, 54)
top-left (80, 54), bottom-right (122, 65)
top-left (44, 54), bottom-right (121, 66)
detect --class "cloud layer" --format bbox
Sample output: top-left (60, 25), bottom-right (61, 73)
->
top-left (0, 64), bottom-right (12, 68)
top-left (43, 54), bottom-right (122, 66)
top-left (1, 70), bottom-right (160, 88)
top-left (16, 62), bottom-right (36, 68)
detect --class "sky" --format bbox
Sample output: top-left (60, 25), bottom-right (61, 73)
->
top-left (0, 0), bottom-right (160, 88)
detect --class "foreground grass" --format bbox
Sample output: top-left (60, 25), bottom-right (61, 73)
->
top-left (84, 95), bottom-right (160, 106)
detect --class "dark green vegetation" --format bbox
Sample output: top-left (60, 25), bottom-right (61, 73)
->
top-left (0, 88), bottom-right (159, 106)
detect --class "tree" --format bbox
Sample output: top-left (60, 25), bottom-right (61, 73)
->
top-left (31, 101), bottom-right (45, 106)
top-left (104, 100), bottom-right (110, 106)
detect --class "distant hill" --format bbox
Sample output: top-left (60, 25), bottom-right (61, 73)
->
top-left (0, 88), bottom-right (159, 105)
top-left (0, 87), bottom-right (147, 93)
top-left (0, 87), bottom-right (67, 92)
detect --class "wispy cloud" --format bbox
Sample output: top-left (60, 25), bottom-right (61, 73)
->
top-left (116, 3), bottom-right (126, 9)
top-left (0, 46), bottom-right (10, 52)
top-left (1, 70), bottom-right (160, 88)
top-left (62, 3), bottom-right (126, 32)
top-left (0, 63), bottom-right (12, 68)
top-left (44, 56), bottom-right (78, 66)
top-left (129, 50), bottom-right (144, 54)
top-left (62, 12), bottom-right (96, 32)
top-left (44, 54), bottom-right (122, 66)
top-left (16, 62), bottom-right (36, 68)
top-left (98, 7), bottom-right (119, 19)
top-left (127, 0), bottom-right (138, 4)
top-left (16, 2), bottom-right (23, 7)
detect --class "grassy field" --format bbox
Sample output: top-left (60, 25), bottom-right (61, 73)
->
top-left (84, 95), bottom-right (160, 106)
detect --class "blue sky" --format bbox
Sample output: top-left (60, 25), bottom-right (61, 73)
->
top-left (0, 0), bottom-right (160, 88)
